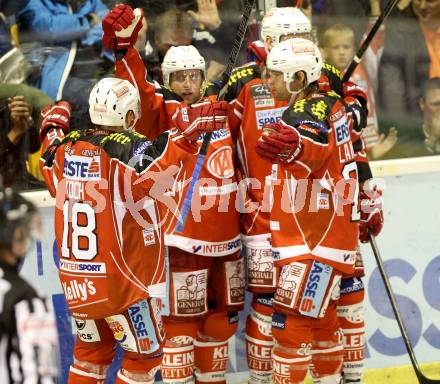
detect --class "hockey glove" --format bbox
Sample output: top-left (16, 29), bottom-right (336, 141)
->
top-left (174, 100), bottom-right (229, 142)
top-left (255, 122), bottom-right (302, 164)
top-left (102, 5), bottom-right (144, 51)
top-left (246, 40), bottom-right (267, 66)
top-left (359, 182), bottom-right (384, 243)
top-left (343, 81), bottom-right (368, 112)
top-left (39, 101), bottom-right (71, 141)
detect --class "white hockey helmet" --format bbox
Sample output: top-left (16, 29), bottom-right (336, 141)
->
top-left (266, 38), bottom-right (322, 86)
top-left (261, 7), bottom-right (311, 46)
top-left (88, 78), bottom-right (140, 129)
top-left (161, 45), bottom-right (206, 87)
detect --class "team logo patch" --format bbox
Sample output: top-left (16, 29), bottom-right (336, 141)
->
top-left (173, 270), bottom-right (208, 316)
top-left (251, 84), bottom-right (271, 99)
top-left (255, 98), bottom-right (275, 108)
top-left (74, 319), bottom-right (101, 342)
top-left (271, 312), bottom-right (286, 330)
top-left (207, 146), bottom-right (234, 179)
top-left (256, 293), bottom-right (274, 308)
top-left (106, 315), bottom-right (138, 352)
top-left (247, 247), bottom-right (275, 288)
top-left (128, 300), bottom-right (161, 354)
top-left (299, 261), bottom-right (333, 318)
top-left (63, 154), bottom-right (101, 180)
top-left (274, 263), bottom-right (308, 310)
top-left (142, 228), bottom-right (156, 246)
top-left (317, 193), bottom-right (330, 210)
top-left (225, 259), bottom-right (245, 305)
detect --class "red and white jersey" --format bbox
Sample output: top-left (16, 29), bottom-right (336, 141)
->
top-left (226, 63), bottom-right (287, 245)
top-left (116, 47), bottom-right (241, 257)
top-left (225, 62), bottom-right (372, 245)
top-left (269, 92), bottom-right (365, 275)
top-left (40, 127), bottom-right (197, 319)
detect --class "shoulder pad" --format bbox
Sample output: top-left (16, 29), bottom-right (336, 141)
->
top-left (204, 82), bottom-right (221, 97)
top-left (320, 62), bottom-right (344, 95)
top-left (155, 83), bottom-right (183, 102)
top-left (224, 63), bottom-right (261, 102)
top-left (103, 130), bottom-right (170, 173)
top-left (283, 94), bottom-right (339, 130)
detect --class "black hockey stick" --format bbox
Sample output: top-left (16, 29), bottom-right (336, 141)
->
top-left (175, 0), bottom-right (256, 232)
top-left (369, 233), bottom-right (440, 384)
top-left (342, 0), bottom-right (399, 82)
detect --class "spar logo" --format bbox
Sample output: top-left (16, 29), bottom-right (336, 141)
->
top-left (128, 302), bottom-right (155, 353)
top-left (299, 261), bottom-right (333, 318)
top-left (256, 107), bottom-right (287, 129)
top-left (207, 146), bottom-right (234, 179)
top-left (63, 154), bottom-right (101, 180)
top-left (107, 317), bottom-right (127, 343)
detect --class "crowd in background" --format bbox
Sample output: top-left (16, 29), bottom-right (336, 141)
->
top-left (0, 0), bottom-right (440, 190)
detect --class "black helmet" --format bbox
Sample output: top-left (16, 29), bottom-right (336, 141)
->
top-left (0, 187), bottom-right (37, 250)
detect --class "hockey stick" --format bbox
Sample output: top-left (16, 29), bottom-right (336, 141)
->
top-left (369, 233), bottom-right (440, 384)
top-left (175, 0), bottom-right (256, 232)
top-left (342, 0), bottom-right (399, 83)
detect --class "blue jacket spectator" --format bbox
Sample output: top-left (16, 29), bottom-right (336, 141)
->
top-left (17, 0), bottom-right (109, 102)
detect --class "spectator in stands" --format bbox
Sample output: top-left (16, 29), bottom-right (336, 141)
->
top-left (311, 0), bottom-right (378, 44)
top-left (139, 0), bottom-right (243, 82)
top-left (320, 23), bottom-right (398, 159)
top-left (0, 94), bottom-right (47, 189)
top-left (376, 0), bottom-right (440, 157)
top-left (420, 77), bottom-right (440, 154)
top-left (0, 12), bottom-right (13, 56)
top-left (17, 0), bottom-right (111, 130)
top-left (188, 0), bottom-right (243, 80)
top-left (142, 8), bottom-right (195, 83)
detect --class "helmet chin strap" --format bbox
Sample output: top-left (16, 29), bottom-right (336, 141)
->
top-left (286, 73), bottom-right (308, 106)
top-left (287, 81), bottom-right (305, 106)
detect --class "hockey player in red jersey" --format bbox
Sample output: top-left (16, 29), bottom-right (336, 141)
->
top-left (39, 77), bottom-right (228, 384)
top-left (254, 38), bottom-right (367, 384)
top-left (224, 7), bottom-right (380, 383)
top-left (102, 6), bottom-right (244, 383)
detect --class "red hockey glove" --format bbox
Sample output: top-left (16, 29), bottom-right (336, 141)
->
top-left (255, 122), bottom-right (302, 164)
top-left (359, 182), bottom-right (384, 243)
top-left (343, 81), bottom-right (368, 111)
top-left (39, 101), bottom-right (71, 141)
top-left (174, 100), bottom-right (229, 142)
top-left (102, 5), bottom-right (144, 51)
top-left (246, 40), bottom-right (267, 66)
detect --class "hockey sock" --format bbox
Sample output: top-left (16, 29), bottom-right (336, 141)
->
top-left (68, 363), bottom-right (107, 384)
top-left (245, 308), bottom-right (274, 384)
top-left (162, 340), bottom-right (195, 384)
top-left (194, 336), bottom-right (229, 383)
top-left (272, 343), bottom-right (310, 384)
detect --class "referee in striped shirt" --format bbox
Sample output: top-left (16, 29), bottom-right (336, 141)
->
top-left (0, 186), bottom-right (58, 383)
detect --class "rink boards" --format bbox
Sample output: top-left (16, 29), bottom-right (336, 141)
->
top-left (21, 156), bottom-right (440, 383)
